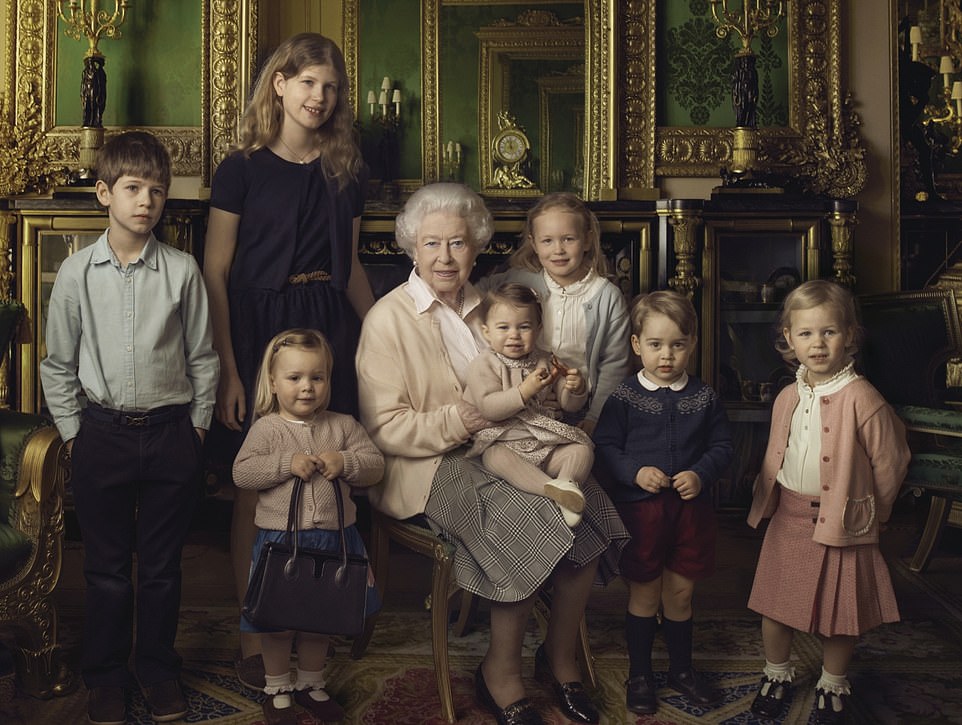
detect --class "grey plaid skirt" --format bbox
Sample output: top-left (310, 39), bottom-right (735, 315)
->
top-left (423, 451), bottom-right (629, 602)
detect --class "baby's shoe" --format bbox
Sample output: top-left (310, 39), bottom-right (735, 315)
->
top-left (814, 686), bottom-right (848, 725)
top-left (544, 478), bottom-right (585, 527)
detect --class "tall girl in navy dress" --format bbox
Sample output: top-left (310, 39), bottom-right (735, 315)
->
top-left (203, 32), bottom-right (375, 684)
top-left (747, 280), bottom-right (910, 724)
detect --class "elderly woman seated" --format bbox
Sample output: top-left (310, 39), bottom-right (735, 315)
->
top-left (356, 183), bottom-right (628, 725)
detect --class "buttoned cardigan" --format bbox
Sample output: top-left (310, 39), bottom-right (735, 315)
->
top-left (747, 378), bottom-right (910, 546)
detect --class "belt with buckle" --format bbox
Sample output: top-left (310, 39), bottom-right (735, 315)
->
top-left (84, 403), bottom-right (189, 427)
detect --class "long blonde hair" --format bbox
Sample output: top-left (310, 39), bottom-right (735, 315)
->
top-left (511, 192), bottom-right (607, 277)
top-left (235, 33), bottom-right (361, 190)
top-left (252, 329), bottom-right (334, 418)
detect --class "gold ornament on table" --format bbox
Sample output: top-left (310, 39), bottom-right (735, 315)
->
top-left (709, 0), bottom-right (784, 187)
top-left (0, 95), bottom-right (69, 197)
top-left (56, 0), bottom-right (131, 184)
top-left (491, 111), bottom-right (534, 190)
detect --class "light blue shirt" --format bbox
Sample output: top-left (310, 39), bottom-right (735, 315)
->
top-left (40, 230), bottom-right (219, 441)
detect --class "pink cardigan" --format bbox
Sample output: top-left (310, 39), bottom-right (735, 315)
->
top-left (747, 377), bottom-right (910, 547)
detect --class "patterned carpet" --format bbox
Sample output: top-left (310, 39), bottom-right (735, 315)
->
top-left (3, 520), bottom-right (962, 724)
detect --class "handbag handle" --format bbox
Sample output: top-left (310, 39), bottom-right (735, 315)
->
top-left (283, 476), bottom-right (351, 585)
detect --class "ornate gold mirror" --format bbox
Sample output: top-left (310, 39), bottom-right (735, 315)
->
top-left (475, 15), bottom-right (584, 196)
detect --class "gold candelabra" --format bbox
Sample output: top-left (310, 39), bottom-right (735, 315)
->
top-left (56, 0), bottom-right (131, 182)
top-left (709, 0), bottom-right (785, 180)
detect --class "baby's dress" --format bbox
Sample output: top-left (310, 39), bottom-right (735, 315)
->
top-left (466, 351), bottom-right (592, 464)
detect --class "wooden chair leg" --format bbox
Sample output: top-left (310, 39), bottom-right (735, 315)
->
top-left (351, 511), bottom-right (391, 659)
top-left (452, 588), bottom-right (480, 637)
top-left (430, 548), bottom-right (457, 723)
top-left (910, 494), bottom-right (951, 573)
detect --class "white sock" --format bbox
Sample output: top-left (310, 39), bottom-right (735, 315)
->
top-left (762, 660), bottom-right (795, 683)
top-left (295, 667), bottom-right (330, 701)
top-left (816, 667), bottom-right (851, 697)
top-left (263, 673), bottom-right (293, 707)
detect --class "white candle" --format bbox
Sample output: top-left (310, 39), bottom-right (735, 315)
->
top-left (367, 90), bottom-right (376, 116)
top-left (392, 88), bottom-right (401, 116)
top-left (447, 140), bottom-right (454, 158)
top-left (381, 76), bottom-right (392, 91)
top-left (910, 25), bottom-right (922, 61)
top-left (455, 142), bottom-right (462, 162)
top-left (378, 89), bottom-right (388, 115)
top-left (941, 55), bottom-right (954, 88)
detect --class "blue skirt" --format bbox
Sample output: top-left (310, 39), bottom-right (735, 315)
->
top-left (240, 525), bottom-right (381, 634)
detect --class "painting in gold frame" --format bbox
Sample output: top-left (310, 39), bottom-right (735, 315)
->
top-left (4, 0), bottom-right (205, 181)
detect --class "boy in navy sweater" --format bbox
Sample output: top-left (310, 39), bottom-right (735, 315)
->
top-left (593, 290), bottom-right (732, 715)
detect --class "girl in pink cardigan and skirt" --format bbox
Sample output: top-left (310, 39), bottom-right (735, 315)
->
top-left (747, 280), bottom-right (910, 725)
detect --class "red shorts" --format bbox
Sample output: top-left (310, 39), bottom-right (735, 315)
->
top-left (616, 491), bottom-right (717, 583)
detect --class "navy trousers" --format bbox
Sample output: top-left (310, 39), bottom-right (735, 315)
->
top-left (70, 405), bottom-right (202, 688)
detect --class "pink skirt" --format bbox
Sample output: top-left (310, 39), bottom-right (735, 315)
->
top-left (748, 486), bottom-right (900, 637)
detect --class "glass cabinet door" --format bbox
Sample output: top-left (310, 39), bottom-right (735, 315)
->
top-left (18, 213), bottom-right (106, 414)
top-left (701, 217), bottom-right (823, 422)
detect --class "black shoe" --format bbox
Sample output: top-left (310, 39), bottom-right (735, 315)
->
top-left (142, 679), bottom-right (188, 722)
top-left (475, 664), bottom-right (544, 725)
top-left (87, 686), bottom-right (126, 725)
top-left (814, 687), bottom-right (848, 724)
top-left (751, 676), bottom-right (792, 719)
top-left (667, 667), bottom-right (721, 706)
top-left (261, 696), bottom-right (298, 725)
top-left (234, 653), bottom-right (266, 691)
top-left (625, 674), bottom-right (658, 714)
top-left (533, 644), bottom-right (599, 724)
top-left (293, 688), bottom-right (345, 722)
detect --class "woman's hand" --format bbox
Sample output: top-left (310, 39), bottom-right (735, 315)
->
top-left (672, 471), bottom-right (702, 500)
top-left (635, 466), bottom-right (670, 494)
top-left (215, 370), bottom-right (246, 431)
top-left (456, 400), bottom-right (493, 435)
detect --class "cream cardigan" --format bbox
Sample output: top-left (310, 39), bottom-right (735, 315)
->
top-left (356, 283), bottom-right (480, 518)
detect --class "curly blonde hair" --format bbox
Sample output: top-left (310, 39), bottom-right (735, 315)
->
top-left (235, 33), bottom-right (361, 190)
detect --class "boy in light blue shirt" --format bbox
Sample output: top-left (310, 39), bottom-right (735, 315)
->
top-left (40, 131), bottom-right (218, 725)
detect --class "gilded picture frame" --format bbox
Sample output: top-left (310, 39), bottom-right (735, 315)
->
top-left (6, 0), bottom-right (205, 181)
top-left (647, 0), bottom-right (864, 197)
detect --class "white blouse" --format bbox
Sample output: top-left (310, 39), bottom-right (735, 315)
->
top-left (540, 268), bottom-right (605, 385)
top-left (776, 361), bottom-right (859, 496)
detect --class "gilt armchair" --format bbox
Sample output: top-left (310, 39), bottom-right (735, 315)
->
top-left (0, 300), bottom-right (72, 698)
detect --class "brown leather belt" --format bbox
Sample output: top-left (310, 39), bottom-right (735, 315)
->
top-left (288, 270), bottom-right (332, 285)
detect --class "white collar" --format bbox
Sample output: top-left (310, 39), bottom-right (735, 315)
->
top-left (542, 268), bottom-right (597, 296)
top-left (795, 360), bottom-right (859, 395)
top-left (637, 370), bottom-right (689, 391)
top-left (405, 267), bottom-right (480, 317)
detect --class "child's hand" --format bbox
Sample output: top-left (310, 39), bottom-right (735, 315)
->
top-left (563, 368), bottom-right (586, 395)
top-left (519, 366), bottom-right (552, 402)
top-left (672, 471), bottom-right (702, 500)
top-left (316, 451), bottom-right (345, 480)
top-left (291, 452), bottom-right (319, 480)
top-left (635, 466), bottom-right (671, 493)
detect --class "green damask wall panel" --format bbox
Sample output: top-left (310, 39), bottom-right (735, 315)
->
top-left (656, 0), bottom-right (788, 128)
top-left (55, 0), bottom-right (202, 127)
top-left (358, 0), bottom-right (422, 181)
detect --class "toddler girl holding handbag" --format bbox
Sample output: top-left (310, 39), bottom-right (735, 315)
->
top-left (233, 329), bottom-right (384, 725)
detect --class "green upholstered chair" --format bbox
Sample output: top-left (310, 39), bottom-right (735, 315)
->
top-left (0, 300), bottom-right (73, 697)
top-left (859, 288), bottom-right (962, 572)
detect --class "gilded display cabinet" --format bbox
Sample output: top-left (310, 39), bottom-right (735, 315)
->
top-left (660, 195), bottom-right (858, 507)
top-left (2, 196), bottom-right (208, 413)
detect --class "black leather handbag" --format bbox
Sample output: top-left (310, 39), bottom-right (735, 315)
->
top-left (242, 477), bottom-right (368, 635)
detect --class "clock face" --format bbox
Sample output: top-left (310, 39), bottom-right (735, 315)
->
top-left (495, 129), bottom-right (527, 164)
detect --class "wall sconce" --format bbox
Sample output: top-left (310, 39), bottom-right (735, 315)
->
top-left (442, 141), bottom-right (463, 182)
top-left (367, 75), bottom-right (402, 201)
top-left (709, 0), bottom-right (785, 188)
top-left (57, 0), bottom-right (131, 185)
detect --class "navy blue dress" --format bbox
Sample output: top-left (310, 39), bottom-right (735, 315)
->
top-left (210, 148), bottom-right (366, 423)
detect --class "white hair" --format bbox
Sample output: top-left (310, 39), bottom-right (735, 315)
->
top-left (394, 183), bottom-right (494, 258)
